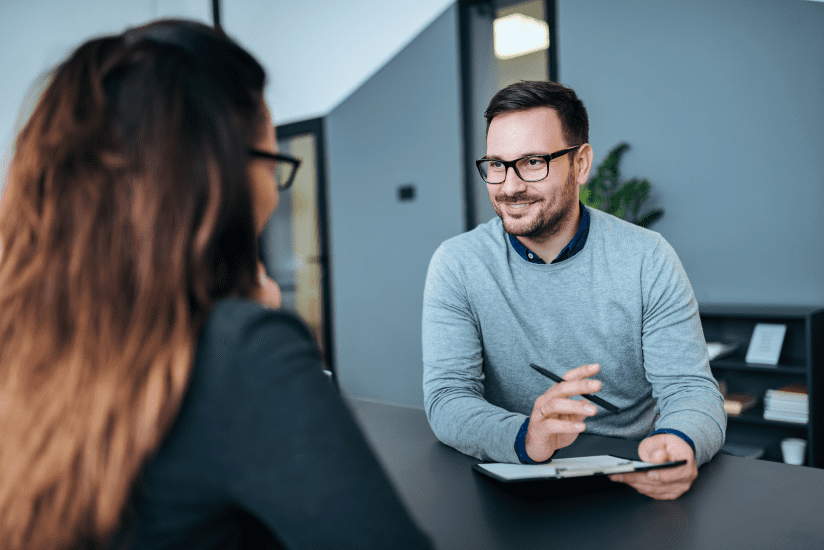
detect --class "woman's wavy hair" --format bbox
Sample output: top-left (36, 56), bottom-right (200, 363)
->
top-left (0, 19), bottom-right (266, 549)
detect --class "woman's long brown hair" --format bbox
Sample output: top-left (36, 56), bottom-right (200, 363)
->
top-left (0, 20), bottom-right (266, 549)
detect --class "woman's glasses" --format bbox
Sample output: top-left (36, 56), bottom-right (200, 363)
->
top-left (248, 149), bottom-right (301, 190)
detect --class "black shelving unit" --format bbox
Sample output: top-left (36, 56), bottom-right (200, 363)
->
top-left (698, 305), bottom-right (824, 468)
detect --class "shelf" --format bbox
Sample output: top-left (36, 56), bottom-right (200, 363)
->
top-left (699, 304), bottom-right (824, 319)
top-left (727, 407), bottom-right (808, 428)
top-left (710, 359), bottom-right (806, 374)
top-left (699, 304), bottom-right (823, 468)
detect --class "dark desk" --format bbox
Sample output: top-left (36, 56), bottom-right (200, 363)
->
top-left (347, 398), bottom-right (824, 550)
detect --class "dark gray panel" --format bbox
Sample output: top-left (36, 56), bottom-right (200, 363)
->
top-left (326, 4), bottom-right (464, 407)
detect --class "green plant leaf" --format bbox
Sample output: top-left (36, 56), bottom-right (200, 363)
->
top-left (581, 143), bottom-right (662, 228)
top-left (637, 209), bottom-right (665, 228)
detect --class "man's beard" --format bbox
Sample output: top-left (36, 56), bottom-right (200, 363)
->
top-left (494, 169), bottom-right (578, 242)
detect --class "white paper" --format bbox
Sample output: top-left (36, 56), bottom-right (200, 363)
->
top-left (477, 462), bottom-right (560, 480)
top-left (476, 455), bottom-right (652, 481)
top-left (745, 323), bottom-right (787, 365)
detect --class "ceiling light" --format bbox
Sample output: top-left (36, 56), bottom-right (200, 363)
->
top-left (493, 13), bottom-right (549, 60)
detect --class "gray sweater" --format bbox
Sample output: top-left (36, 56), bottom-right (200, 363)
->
top-left (422, 207), bottom-right (726, 466)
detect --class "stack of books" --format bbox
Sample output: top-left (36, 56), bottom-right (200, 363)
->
top-left (763, 383), bottom-right (808, 424)
top-left (716, 379), bottom-right (758, 416)
top-left (724, 393), bottom-right (758, 416)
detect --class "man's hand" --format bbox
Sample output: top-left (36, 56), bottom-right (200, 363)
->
top-left (253, 261), bottom-right (281, 309)
top-left (524, 363), bottom-right (601, 462)
top-left (609, 433), bottom-right (698, 500)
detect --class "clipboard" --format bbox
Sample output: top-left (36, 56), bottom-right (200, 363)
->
top-left (472, 455), bottom-right (686, 483)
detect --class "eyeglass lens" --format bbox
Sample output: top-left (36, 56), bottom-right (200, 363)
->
top-left (273, 162), bottom-right (295, 189)
top-left (479, 157), bottom-right (548, 184)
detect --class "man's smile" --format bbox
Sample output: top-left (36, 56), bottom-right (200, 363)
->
top-left (497, 197), bottom-right (541, 214)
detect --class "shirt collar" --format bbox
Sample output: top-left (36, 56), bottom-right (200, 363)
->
top-left (507, 202), bottom-right (590, 265)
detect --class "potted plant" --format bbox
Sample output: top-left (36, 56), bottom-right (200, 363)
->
top-left (580, 142), bottom-right (663, 228)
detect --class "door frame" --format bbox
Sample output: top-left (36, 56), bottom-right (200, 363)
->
top-left (273, 117), bottom-right (336, 380)
top-left (457, 0), bottom-right (558, 231)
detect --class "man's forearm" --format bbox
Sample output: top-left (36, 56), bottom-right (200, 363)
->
top-left (424, 385), bottom-right (524, 462)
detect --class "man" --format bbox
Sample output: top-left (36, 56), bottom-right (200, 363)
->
top-left (422, 81), bottom-right (725, 500)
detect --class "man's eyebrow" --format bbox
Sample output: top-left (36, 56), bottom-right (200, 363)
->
top-left (482, 152), bottom-right (550, 160)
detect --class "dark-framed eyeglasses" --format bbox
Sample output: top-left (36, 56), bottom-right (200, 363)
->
top-left (248, 149), bottom-right (301, 190)
top-left (476, 145), bottom-right (581, 184)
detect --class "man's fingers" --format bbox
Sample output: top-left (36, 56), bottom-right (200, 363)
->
top-left (650, 466), bottom-right (691, 484)
top-left (531, 409), bottom-right (586, 432)
top-left (547, 378), bottom-right (602, 399)
top-left (562, 363), bottom-right (601, 381)
top-left (611, 463), bottom-right (694, 498)
top-left (534, 417), bottom-right (586, 434)
top-left (638, 439), bottom-right (666, 462)
top-left (612, 437), bottom-right (698, 501)
top-left (538, 397), bottom-right (597, 418)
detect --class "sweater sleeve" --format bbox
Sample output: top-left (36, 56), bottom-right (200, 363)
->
top-left (640, 238), bottom-right (727, 466)
top-left (422, 245), bottom-right (525, 463)
top-left (208, 305), bottom-right (435, 549)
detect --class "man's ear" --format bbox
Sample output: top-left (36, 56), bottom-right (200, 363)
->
top-left (574, 143), bottom-right (594, 186)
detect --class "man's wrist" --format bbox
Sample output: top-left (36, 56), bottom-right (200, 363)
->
top-left (514, 418), bottom-right (551, 464)
top-left (649, 428), bottom-right (696, 457)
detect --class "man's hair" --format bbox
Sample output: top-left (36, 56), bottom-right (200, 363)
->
top-left (484, 80), bottom-right (589, 147)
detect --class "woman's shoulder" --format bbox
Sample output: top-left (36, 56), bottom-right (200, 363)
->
top-left (193, 298), bottom-right (322, 392)
top-left (201, 298), bottom-right (314, 351)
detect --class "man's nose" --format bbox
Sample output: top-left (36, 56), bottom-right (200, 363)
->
top-left (500, 165), bottom-right (527, 194)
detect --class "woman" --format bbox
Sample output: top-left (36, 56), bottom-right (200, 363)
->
top-left (0, 20), bottom-right (433, 550)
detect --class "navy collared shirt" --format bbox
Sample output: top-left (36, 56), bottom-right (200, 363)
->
top-left (508, 201), bottom-right (590, 264)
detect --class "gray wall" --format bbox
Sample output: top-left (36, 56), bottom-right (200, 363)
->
top-left (327, 0), bottom-right (824, 407)
top-left (557, 0), bottom-right (824, 305)
top-left (326, 5), bottom-right (464, 407)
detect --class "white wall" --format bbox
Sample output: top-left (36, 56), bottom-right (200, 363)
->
top-left (0, 0), bottom-right (211, 190)
top-left (221, 0), bottom-right (454, 126)
top-left (0, 0), bottom-right (455, 191)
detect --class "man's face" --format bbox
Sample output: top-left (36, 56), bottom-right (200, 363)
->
top-left (485, 107), bottom-right (580, 243)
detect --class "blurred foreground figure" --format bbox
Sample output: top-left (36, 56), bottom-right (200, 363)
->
top-left (0, 19), bottom-right (433, 550)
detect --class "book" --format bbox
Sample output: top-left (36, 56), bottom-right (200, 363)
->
top-left (763, 410), bottom-right (808, 424)
top-left (763, 395), bottom-right (807, 411)
top-left (763, 383), bottom-right (808, 423)
top-left (764, 384), bottom-right (807, 413)
top-left (707, 341), bottom-right (740, 361)
top-left (767, 383), bottom-right (808, 399)
top-left (765, 392), bottom-right (808, 406)
top-left (764, 401), bottom-right (807, 416)
top-left (745, 323), bottom-right (787, 365)
top-left (724, 393), bottom-right (758, 415)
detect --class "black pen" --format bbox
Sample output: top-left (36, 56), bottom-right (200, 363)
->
top-left (529, 363), bottom-right (621, 413)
